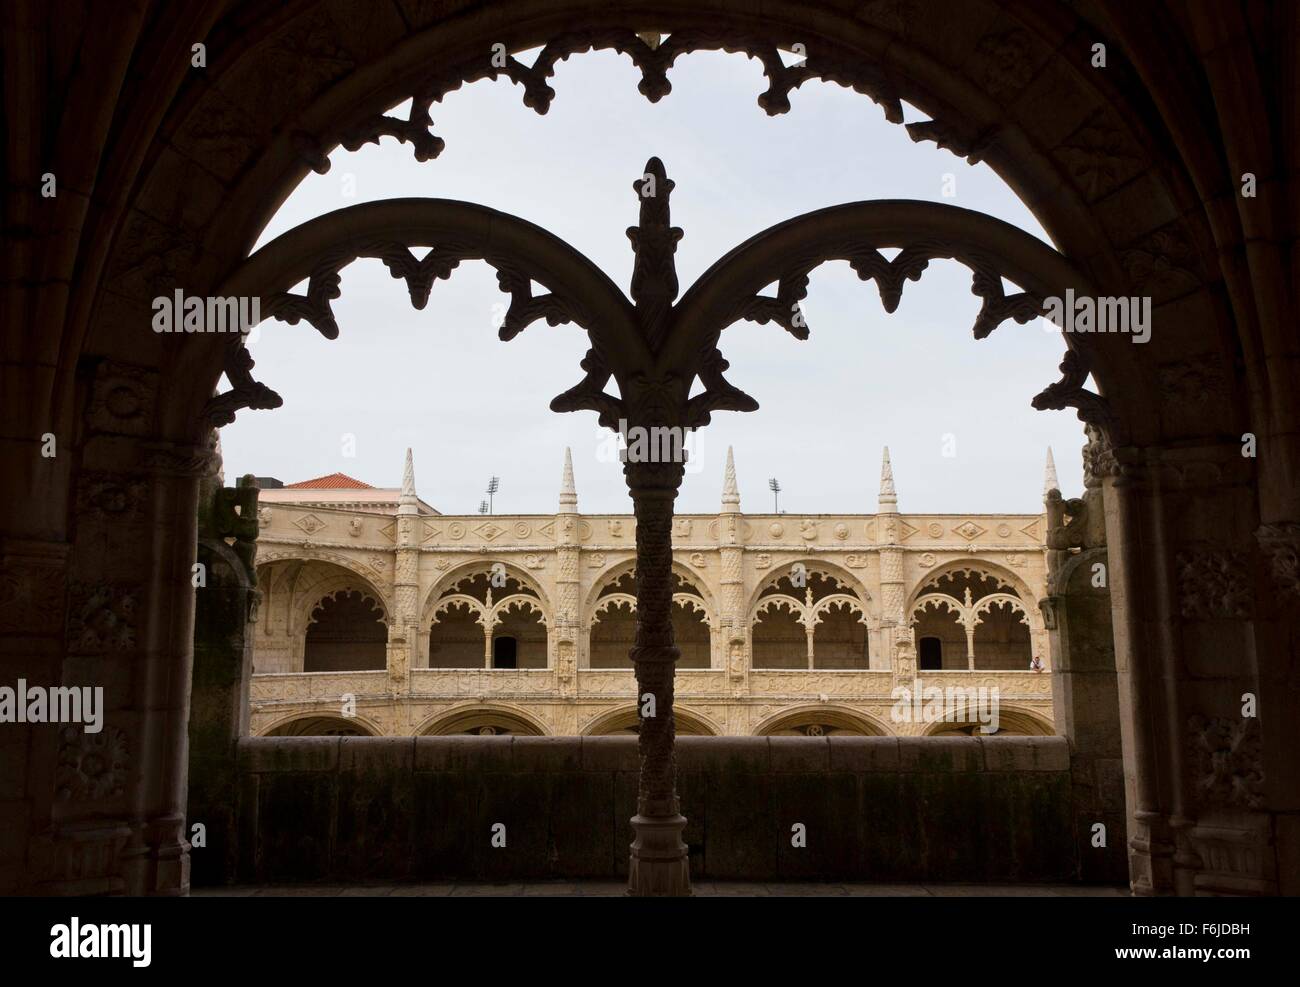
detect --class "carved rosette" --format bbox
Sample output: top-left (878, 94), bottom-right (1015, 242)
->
top-left (56, 726), bottom-right (130, 801)
top-left (66, 583), bottom-right (141, 654)
top-left (84, 361), bottom-right (158, 436)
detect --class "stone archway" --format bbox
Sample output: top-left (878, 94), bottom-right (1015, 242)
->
top-left (6, 0), bottom-right (1295, 900)
top-left (753, 704), bottom-right (891, 738)
top-left (416, 705), bottom-right (549, 737)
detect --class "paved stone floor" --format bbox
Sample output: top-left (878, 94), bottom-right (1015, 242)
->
top-left (196, 881), bottom-right (1130, 897)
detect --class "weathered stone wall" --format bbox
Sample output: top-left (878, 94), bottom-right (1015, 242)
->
top-left (221, 735), bottom-right (1079, 884)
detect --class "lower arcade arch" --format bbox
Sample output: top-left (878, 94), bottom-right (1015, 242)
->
top-left (753, 705), bottom-right (890, 738)
top-left (416, 705), bottom-right (549, 736)
top-left (261, 714), bottom-right (381, 737)
top-left (921, 705), bottom-right (1055, 738)
top-left (581, 705), bottom-right (720, 737)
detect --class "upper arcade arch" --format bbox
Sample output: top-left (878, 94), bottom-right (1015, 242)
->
top-left (419, 560), bottom-right (553, 631)
top-left (905, 559), bottom-right (1039, 619)
top-left (746, 559), bottom-right (874, 620)
top-left (583, 557), bottom-right (716, 618)
top-left (256, 550), bottom-right (395, 619)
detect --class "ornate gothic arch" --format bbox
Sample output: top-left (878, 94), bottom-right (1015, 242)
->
top-left (907, 558), bottom-right (1038, 618)
top-left (298, 580), bottom-right (389, 630)
top-left (584, 556), bottom-right (716, 618)
top-left (419, 559), bottom-right (552, 634)
top-left (16, 0), bottom-right (1285, 900)
top-left (746, 558), bottom-right (873, 617)
top-left (127, 1), bottom-right (1232, 453)
top-left (255, 550), bottom-right (394, 617)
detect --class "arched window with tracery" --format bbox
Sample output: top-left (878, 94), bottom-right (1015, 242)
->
top-left (425, 568), bottom-right (548, 669)
top-left (750, 567), bottom-right (870, 670)
top-left (588, 569), bottom-right (712, 668)
top-left (303, 589), bottom-right (387, 672)
top-left (909, 567), bottom-right (1032, 671)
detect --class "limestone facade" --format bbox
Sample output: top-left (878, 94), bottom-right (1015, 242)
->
top-left (249, 448), bottom-right (1054, 738)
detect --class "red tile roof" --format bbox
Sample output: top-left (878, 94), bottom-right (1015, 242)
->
top-left (284, 472), bottom-right (375, 489)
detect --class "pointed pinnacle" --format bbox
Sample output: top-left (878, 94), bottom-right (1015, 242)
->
top-left (559, 447), bottom-right (577, 511)
top-left (722, 446), bottom-right (740, 509)
top-left (1044, 447), bottom-right (1060, 499)
top-left (879, 446), bottom-right (897, 509)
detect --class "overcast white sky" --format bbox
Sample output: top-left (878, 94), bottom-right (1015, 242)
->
top-left (221, 49), bottom-right (1085, 516)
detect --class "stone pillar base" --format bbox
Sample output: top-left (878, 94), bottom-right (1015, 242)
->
top-left (627, 813), bottom-right (691, 896)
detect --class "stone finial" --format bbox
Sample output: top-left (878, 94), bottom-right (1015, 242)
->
top-left (398, 448), bottom-right (418, 515)
top-left (627, 156), bottom-right (683, 350)
top-left (559, 447), bottom-right (577, 511)
top-left (721, 446), bottom-right (740, 511)
top-left (1044, 446), bottom-right (1059, 500)
top-left (878, 446), bottom-right (897, 510)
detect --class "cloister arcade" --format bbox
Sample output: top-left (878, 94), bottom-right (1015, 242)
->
top-left (6, 0), bottom-right (1295, 898)
top-left (243, 448), bottom-right (1055, 742)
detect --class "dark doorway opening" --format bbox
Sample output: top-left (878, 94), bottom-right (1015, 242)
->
top-left (493, 636), bottom-right (518, 669)
top-left (918, 636), bottom-right (943, 670)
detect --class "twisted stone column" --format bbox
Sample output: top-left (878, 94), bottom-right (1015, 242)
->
top-left (624, 459), bottom-right (690, 896)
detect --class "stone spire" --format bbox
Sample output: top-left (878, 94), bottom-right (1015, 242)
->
top-left (721, 446), bottom-right (740, 511)
top-left (398, 447), bottom-right (418, 515)
top-left (878, 446), bottom-right (897, 511)
top-left (1044, 446), bottom-right (1059, 500)
top-left (559, 447), bottom-right (577, 511)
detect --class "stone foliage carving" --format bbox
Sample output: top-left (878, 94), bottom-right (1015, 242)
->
top-left (1175, 550), bottom-right (1252, 619)
top-left (1256, 523), bottom-right (1300, 603)
top-left (0, 549), bottom-right (68, 634)
top-left (1188, 715), bottom-right (1264, 810)
top-left (1032, 350), bottom-right (1114, 431)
